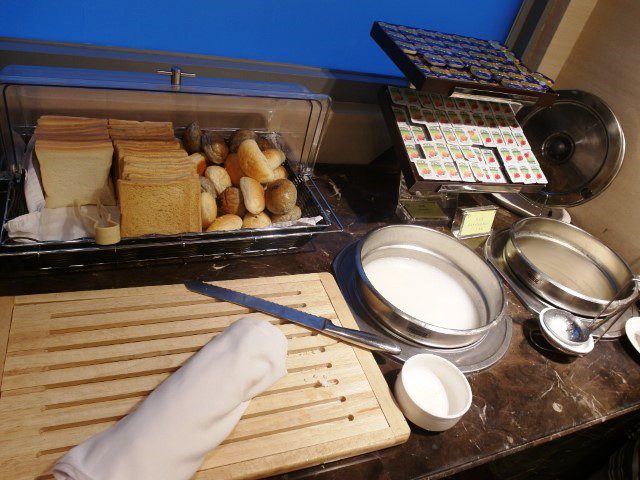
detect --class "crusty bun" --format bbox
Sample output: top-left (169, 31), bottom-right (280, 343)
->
top-left (271, 205), bottom-right (302, 223)
top-left (224, 153), bottom-right (244, 187)
top-left (200, 192), bottom-right (217, 228)
top-left (242, 211), bottom-right (271, 229)
top-left (256, 135), bottom-right (276, 151)
top-left (199, 176), bottom-right (217, 198)
top-left (239, 176), bottom-right (265, 215)
top-left (272, 165), bottom-right (287, 180)
top-left (229, 129), bottom-right (257, 153)
top-left (219, 186), bottom-right (246, 216)
top-left (206, 214), bottom-right (242, 231)
top-left (263, 149), bottom-right (286, 170)
top-left (182, 121), bottom-right (201, 154)
top-left (265, 179), bottom-right (297, 215)
top-left (201, 131), bottom-right (228, 164)
top-left (204, 165), bottom-right (231, 195)
top-left (188, 153), bottom-right (207, 175)
top-left (237, 139), bottom-right (274, 184)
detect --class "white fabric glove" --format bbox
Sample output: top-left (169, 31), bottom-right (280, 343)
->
top-left (53, 317), bottom-right (288, 480)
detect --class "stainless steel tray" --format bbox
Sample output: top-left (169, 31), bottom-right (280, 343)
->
top-left (332, 241), bottom-right (512, 372)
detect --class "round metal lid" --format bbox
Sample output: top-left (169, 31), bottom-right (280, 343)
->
top-left (518, 90), bottom-right (625, 207)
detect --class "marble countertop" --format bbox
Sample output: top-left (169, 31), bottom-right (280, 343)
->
top-left (2, 164), bottom-right (640, 480)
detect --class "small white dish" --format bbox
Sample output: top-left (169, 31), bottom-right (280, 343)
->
top-left (625, 317), bottom-right (640, 354)
top-left (394, 354), bottom-right (472, 431)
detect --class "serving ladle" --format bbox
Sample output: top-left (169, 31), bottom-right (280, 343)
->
top-left (539, 276), bottom-right (640, 355)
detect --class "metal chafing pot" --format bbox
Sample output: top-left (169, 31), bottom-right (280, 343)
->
top-left (503, 217), bottom-right (636, 318)
top-left (355, 225), bottom-right (507, 348)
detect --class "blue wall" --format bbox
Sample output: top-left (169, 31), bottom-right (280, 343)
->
top-left (0, 0), bottom-right (523, 77)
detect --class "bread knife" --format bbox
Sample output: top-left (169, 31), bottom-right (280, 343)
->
top-left (185, 280), bottom-right (401, 355)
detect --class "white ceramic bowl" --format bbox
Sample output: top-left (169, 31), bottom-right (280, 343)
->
top-left (394, 354), bottom-right (472, 431)
top-left (625, 317), bottom-right (640, 355)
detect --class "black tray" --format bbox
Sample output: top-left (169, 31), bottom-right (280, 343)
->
top-left (371, 21), bottom-right (557, 107)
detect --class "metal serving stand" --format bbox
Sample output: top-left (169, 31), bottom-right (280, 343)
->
top-left (0, 65), bottom-right (341, 272)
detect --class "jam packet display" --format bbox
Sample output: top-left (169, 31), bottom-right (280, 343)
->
top-left (399, 125), bottom-right (415, 144)
top-left (470, 162), bottom-right (488, 182)
top-left (411, 125), bottom-right (428, 143)
top-left (447, 111), bottom-right (464, 126)
top-left (491, 130), bottom-right (506, 146)
top-left (502, 130), bottom-right (517, 147)
top-left (405, 144), bottom-right (423, 160)
top-left (519, 164), bottom-right (536, 184)
top-left (389, 86), bottom-right (406, 105)
top-left (497, 147), bottom-right (515, 165)
top-left (489, 102), bottom-right (503, 115)
top-left (505, 165), bottom-right (524, 183)
top-left (421, 142), bottom-right (440, 159)
top-left (458, 112), bottom-right (475, 127)
top-left (466, 126), bottom-right (482, 145)
top-left (479, 101), bottom-right (493, 114)
top-left (453, 126), bottom-right (472, 145)
top-left (529, 164), bottom-right (548, 184)
top-left (422, 108), bottom-right (439, 126)
top-left (443, 96), bottom-right (457, 110)
top-left (434, 142), bottom-right (452, 160)
top-left (415, 160), bottom-right (435, 179)
top-left (478, 127), bottom-right (494, 147)
top-left (443, 160), bottom-right (462, 181)
top-left (447, 144), bottom-right (466, 162)
top-left (487, 165), bottom-right (507, 183)
top-left (512, 148), bottom-right (526, 164)
top-left (440, 125), bottom-right (458, 144)
top-left (481, 148), bottom-right (500, 166)
top-left (522, 149), bottom-right (539, 167)
top-left (427, 125), bottom-right (445, 142)
top-left (393, 106), bottom-right (409, 124)
top-left (417, 91), bottom-right (433, 108)
top-left (435, 109), bottom-right (451, 126)
top-left (455, 159), bottom-right (475, 182)
top-left (513, 130), bottom-right (530, 148)
top-left (408, 105), bottom-right (426, 124)
top-left (460, 145), bottom-right (479, 162)
top-left (404, 89), bottom-right (421, 107)
top-left (454, 97), bottom-right (470, 111)
top-left (498, 102), bottom-right (513, 115)
top-left (468, 98), bottom-right (483, 113)
top-left (429, 93), bottom-right (446, 109)
top-left (430, 159), bottom-right (449, 180)
top-left (472, 113), bottom-right (487, 127)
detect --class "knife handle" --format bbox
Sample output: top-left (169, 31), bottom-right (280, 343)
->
top-left (323, 322), bottom-right (401, 355)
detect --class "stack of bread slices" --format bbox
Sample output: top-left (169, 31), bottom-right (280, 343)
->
top-left (111, 119), bottom-right (201, 237)
top-left (34, 116), bottom-right (116, 208)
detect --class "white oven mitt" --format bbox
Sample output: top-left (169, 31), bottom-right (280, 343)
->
top-left (52, 317), bottom-right (288, 480)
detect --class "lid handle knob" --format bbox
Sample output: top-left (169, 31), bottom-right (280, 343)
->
top-left (156, 66), bottom-right (196, 87)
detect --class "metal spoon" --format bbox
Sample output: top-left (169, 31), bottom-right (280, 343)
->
top-left (539, 276), bottom-right (640, 351)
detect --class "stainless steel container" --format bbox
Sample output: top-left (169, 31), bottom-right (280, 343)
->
top-left (355, 225), bottom-right (507, 348)
top-left (503, 217), bottom-right (636, 317)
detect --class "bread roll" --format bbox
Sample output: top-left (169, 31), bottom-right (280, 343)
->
top-left (200, 192), bottom-right (217, 228)
top-left (239, 177), bottom-right (265, 215)
top-left (224, 153), bottom-right (244, 187)
top-left (263, 149), bottom-right (286, 170)
top-left (205, 165), bottom-right (231, 195)
top-left (256, 135), bottom-right (276, 151)
top-left (272, 166), bottom-right (287, 180)
top-left (188, 153), bottom-right (207, 175)
top-left (237, 139), bottom-right (274, 184)
top-left (199, 176), bottom-right (217, 198)
top-left (206, 214), bottom-right (242, 232)
top-left (219, 186), bottom-right (246, 216)
top-left (201, 131), bottom-right (228, 164)
top-left (265, 179), bottom-right (297, 215)
top-left (242, 211), bottom-right (271, 229)
top-left (229, 129), bottom-right (257, 153)
top-left (182, 121), bottom-right (201, 154)
top-left (271, 205), bottom-right (302, 223)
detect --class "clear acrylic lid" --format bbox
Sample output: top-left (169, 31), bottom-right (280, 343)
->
top-left (0, 65), bottom-right (331, 177)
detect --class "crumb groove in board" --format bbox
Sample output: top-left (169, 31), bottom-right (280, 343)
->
top-left (48, 290), bottom-right (304, 319)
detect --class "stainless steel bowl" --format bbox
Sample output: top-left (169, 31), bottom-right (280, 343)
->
top-left (504, 217), bottom-right (636, 318)
top-left (355, 225), bottom-right (507, 348)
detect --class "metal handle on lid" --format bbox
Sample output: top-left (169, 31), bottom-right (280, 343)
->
top-left (156, 66), bottom-right (196, 87)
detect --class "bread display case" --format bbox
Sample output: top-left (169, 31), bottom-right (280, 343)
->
top-left (0, 65), bottom-right (339, 271)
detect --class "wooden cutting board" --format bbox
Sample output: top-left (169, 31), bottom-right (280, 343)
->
top-left (0, 272), bottom-right (409, 479)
